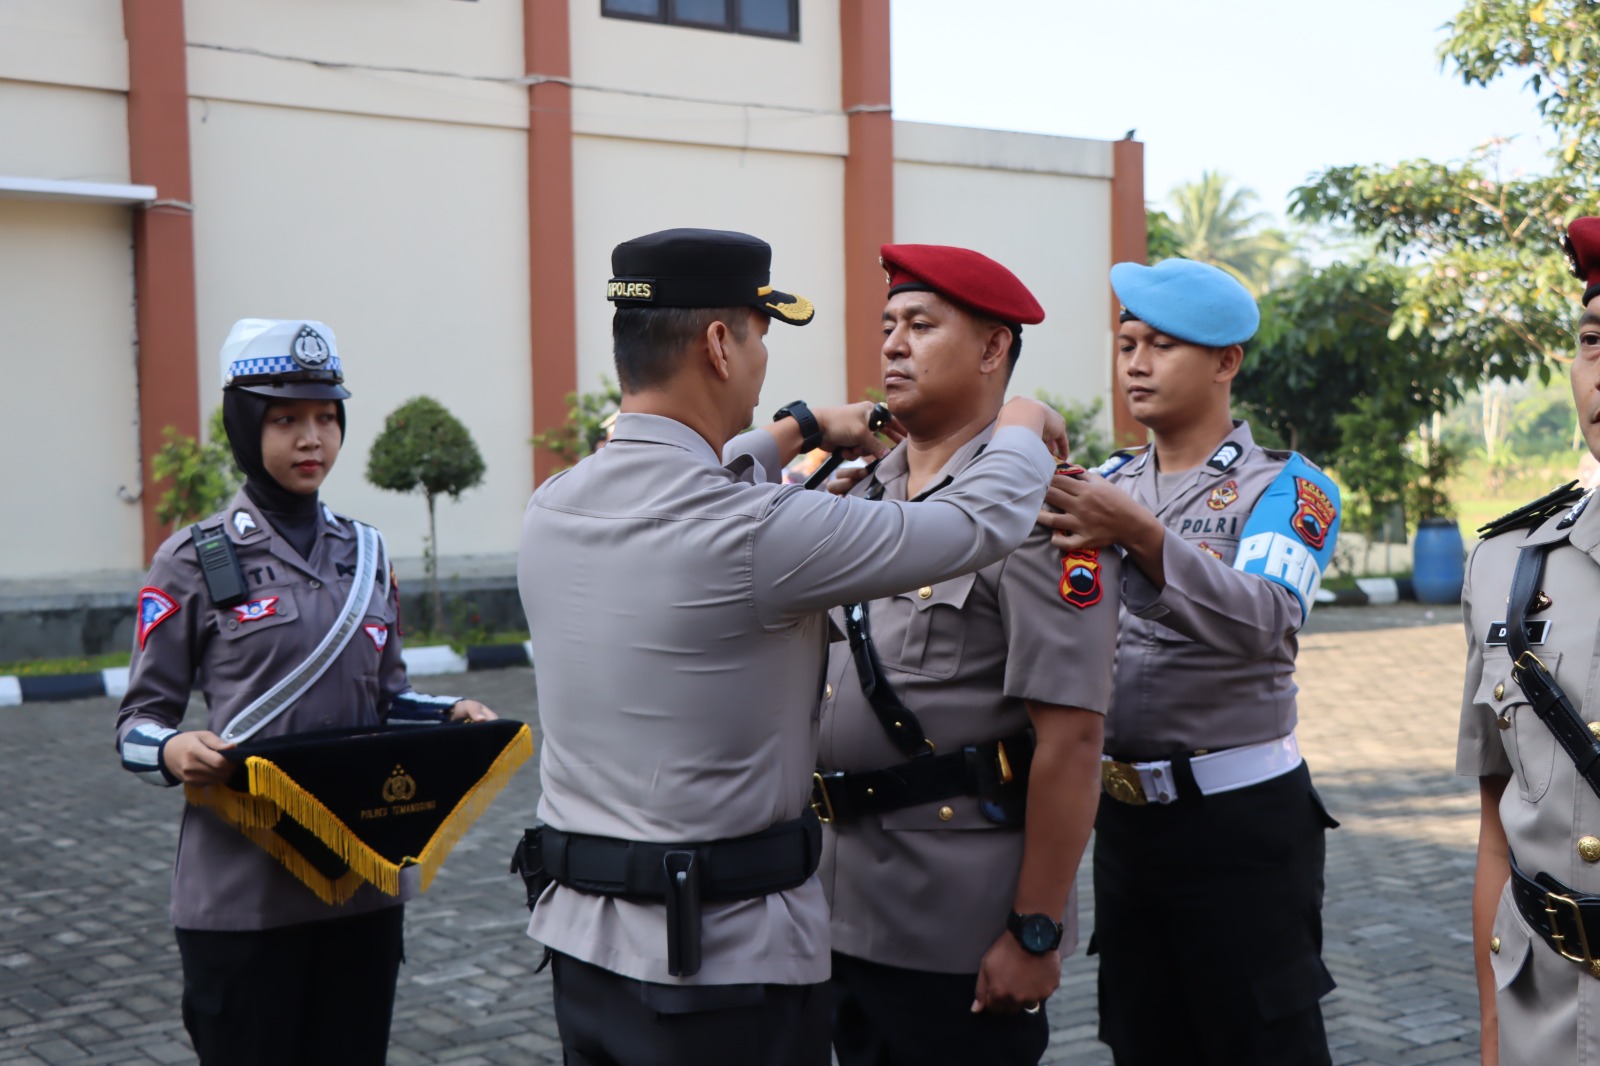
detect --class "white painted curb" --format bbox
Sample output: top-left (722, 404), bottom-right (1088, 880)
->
top-left (0, 676), bottom-right (20, 707)
top-left (401, 645), bottom-right (469, 677)
top-left (102, 667), bottom-right (130, 700)
top-left (1354, 578), bottom-right (1400, 605)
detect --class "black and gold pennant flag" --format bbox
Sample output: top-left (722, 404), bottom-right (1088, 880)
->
top-left (185, 719), bottom-right (533, 905)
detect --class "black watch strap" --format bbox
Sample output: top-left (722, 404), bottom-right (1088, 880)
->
top-left (773, 400), bottom-right (824, 453)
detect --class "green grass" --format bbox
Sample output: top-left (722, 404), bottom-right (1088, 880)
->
top-left (1322, 572), bottom-right (1411, 592)
top-left (1445, 454), bottom-right (1584, 534)
top-left (398, 628), bottom-right (530, 656)
top-left (0, 652), bottom-right (130, 678)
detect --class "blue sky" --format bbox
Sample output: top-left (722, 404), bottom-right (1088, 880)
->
top-left (890, 0), bottom-right (1552, 224)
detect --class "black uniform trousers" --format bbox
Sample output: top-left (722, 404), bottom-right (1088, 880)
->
top-left (831, 951), bottom-right (1049, 1066)
top-left (1093, 761), bottom-right (1337, 1066)
top-left (173, 904), bottom-right (405, 1066)
top-left (550, 952), bottom-right (831, 1066)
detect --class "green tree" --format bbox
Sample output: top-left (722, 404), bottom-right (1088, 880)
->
top-left (1145, 207), bottom-right (1183, 263)
top-left (1291, 0), bottom-right (1600, 379)
top-left (366, 397), bottom-right (486, 634)
top-left (531, 377), bottom-right (622, 470)
top-left (1241, 261), bottom-right (1461, 460)
top-left (152, 407), bottom-right (241, 530)
top-left (1164, 171), bottom-right (1298, 295)
top-left (1032, 390), bottom-right (1112, 468)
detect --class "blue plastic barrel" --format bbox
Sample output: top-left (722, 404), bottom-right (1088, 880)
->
top-left (1411, 517), bottom-right (1465, 604)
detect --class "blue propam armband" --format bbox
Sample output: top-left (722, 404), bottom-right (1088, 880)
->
top-left (1232, 455), bottom-right (1341, 623)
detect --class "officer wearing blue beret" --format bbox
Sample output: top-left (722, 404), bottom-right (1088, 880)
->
top-left (1038, 258), bottom-right (1342, 1065)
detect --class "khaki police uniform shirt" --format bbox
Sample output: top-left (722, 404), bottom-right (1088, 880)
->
top-left (115, 488), bottom-right (423, 931)
top-left (1457, 487), bottom-right (1600, 1066)
top-left (518, 413), bottom-right (1055, 987)
top-left (818, 425), bottom-right (1120, 973)
top-left (1104, 421), bottom-right (1308, 758)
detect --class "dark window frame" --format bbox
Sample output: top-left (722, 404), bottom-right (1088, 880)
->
top-left (599, 0), bottom-right (800, 43)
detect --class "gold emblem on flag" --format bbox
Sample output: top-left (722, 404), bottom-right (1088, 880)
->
top-left (382, 764), bottom-right (417, 803)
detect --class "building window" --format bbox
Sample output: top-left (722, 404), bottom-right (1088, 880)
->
top-left (601, 0), bottom-right (799, 41)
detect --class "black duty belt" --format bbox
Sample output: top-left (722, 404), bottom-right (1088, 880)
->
top-left (1510, 852), bottom-right (1600, 978)
top-left (811, 731), bottom-right (1033, 824)
top-left (510, 813), bottom-right (820, 978)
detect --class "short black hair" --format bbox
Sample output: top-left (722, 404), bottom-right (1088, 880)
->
top-left (612, 306), bottom-right (751, 392)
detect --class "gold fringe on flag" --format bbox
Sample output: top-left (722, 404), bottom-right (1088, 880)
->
top-left (185, 723), bottom-right (533, 903)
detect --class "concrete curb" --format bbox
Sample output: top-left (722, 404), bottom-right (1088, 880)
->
top-left (0, 641), bottom-right (535, 708)
top-left (1316, 578), bottom-right (1419, 608)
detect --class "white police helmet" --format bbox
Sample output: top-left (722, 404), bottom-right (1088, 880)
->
top-left (219, 319), bottom-right (350, 400)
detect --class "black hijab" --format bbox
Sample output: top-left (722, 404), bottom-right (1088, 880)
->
top-left (222, 389), bottom-right (347, 561)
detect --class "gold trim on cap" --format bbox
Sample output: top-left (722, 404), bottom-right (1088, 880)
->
top-left (764, 294), bottom-right (815, 322)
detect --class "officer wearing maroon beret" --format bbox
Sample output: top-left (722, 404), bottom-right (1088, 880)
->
top-left (817, 244), bottom-right (1119, 1064)
top-left (1457, 217), bottom-right (1600, 1066)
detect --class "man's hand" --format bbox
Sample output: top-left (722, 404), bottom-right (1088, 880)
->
top-left (813, 402), bottom-right (905, 461)
top-left (1039, 470), bottom-right (1167, 584)
top-left (826, 463), bottom-right (873, 496)
top-left (448, 699), bottom-right (498, 723)
top-left (162, 731), bottom-right (237, 785)
top-left (972, 932), bottom-right (1060, 1014)
top-left (995, 397), bottom-right (1070, 459)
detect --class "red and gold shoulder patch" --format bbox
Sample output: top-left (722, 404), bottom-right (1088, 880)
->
top-left (1292, 477), bottom-right (1337, 550)
top-left (1208, 480), bottom-right (1239, 511)
top-left (137, 586), bottom-right (179, 649)
top-left (1059, 549), bottom-right (1103, 609)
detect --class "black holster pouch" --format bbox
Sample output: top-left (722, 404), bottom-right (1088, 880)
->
top-left (662, 851), bottom-right (703, 978)
top-left (510, 827), bottom-right (554, 911)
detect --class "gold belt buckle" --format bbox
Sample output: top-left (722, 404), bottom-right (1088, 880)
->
top-left (1101, 760), bottom-right (1147, 806)
top-left (810, 772), bottom-right (836, 825)
top-left (1544, 891), bottom-right (1600, 977)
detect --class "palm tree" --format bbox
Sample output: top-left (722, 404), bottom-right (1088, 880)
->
top-left (1163, 172), bottom-right (1298, 296)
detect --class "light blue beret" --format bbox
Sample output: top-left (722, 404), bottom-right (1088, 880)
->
top-left (1110, 258), bottom-right (1260, 347)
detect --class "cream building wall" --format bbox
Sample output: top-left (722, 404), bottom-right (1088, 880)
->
top-left (182, 1), bottom-right (533, 565)
top-left (568, 0), bottom-right (850, 416)
top-left (894, 122), bottom-right (1116, 435)
top-left (0, 0), bottom-right (141, 579)
top-left (0, 1), bottom-right (1127, 582)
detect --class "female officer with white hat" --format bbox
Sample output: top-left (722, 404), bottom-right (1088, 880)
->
top-left (114, 319), bottom-right (496, 1065)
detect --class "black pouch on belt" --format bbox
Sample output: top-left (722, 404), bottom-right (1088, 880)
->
top-left (510, 827), bottom-right (554, 911)
top-left (663, 851), bottom-right (704, 978)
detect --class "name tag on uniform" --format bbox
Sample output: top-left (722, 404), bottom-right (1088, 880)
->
top-left (1486, 620), bottom-right (1552, 647)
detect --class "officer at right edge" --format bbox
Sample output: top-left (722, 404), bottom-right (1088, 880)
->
top-left (1459, 216), bottom-right (1600, 1065)
top-left (1037, 258), bottom-right (1341, 1064)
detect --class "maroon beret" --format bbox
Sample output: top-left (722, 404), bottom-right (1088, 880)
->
top-left (879, 244), bottom-right (1045, 326)
top-left (1563, 216), bottom-right (1600, 306)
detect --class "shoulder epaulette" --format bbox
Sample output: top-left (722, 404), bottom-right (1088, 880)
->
top-left (1260, 447), bottom-right (1295, 462)
top-left (1477, 480), bottom-right (1584, 539)
top-left (1094, 444), bottom-right (1149, 478)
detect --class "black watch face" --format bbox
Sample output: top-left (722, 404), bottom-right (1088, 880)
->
top-left (1018, 914), bottom-right (1060, 953)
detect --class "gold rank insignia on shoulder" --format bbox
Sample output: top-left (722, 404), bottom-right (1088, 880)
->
top-left (607, 280), bottom-right (654, 301)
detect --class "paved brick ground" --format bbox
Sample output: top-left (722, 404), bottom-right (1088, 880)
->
top-left (1, 604), bottom-right (1478, 1065)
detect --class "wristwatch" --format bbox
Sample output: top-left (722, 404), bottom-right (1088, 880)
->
top-left (1007, 911), bottom-right (1064, 955)
top-left (772, 400), bottom-right (824, 452)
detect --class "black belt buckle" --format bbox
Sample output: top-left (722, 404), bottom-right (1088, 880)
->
top-left (510, 827), bottom-right (553, 912)
top-left (663, 850), bottom-right (703, 978)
